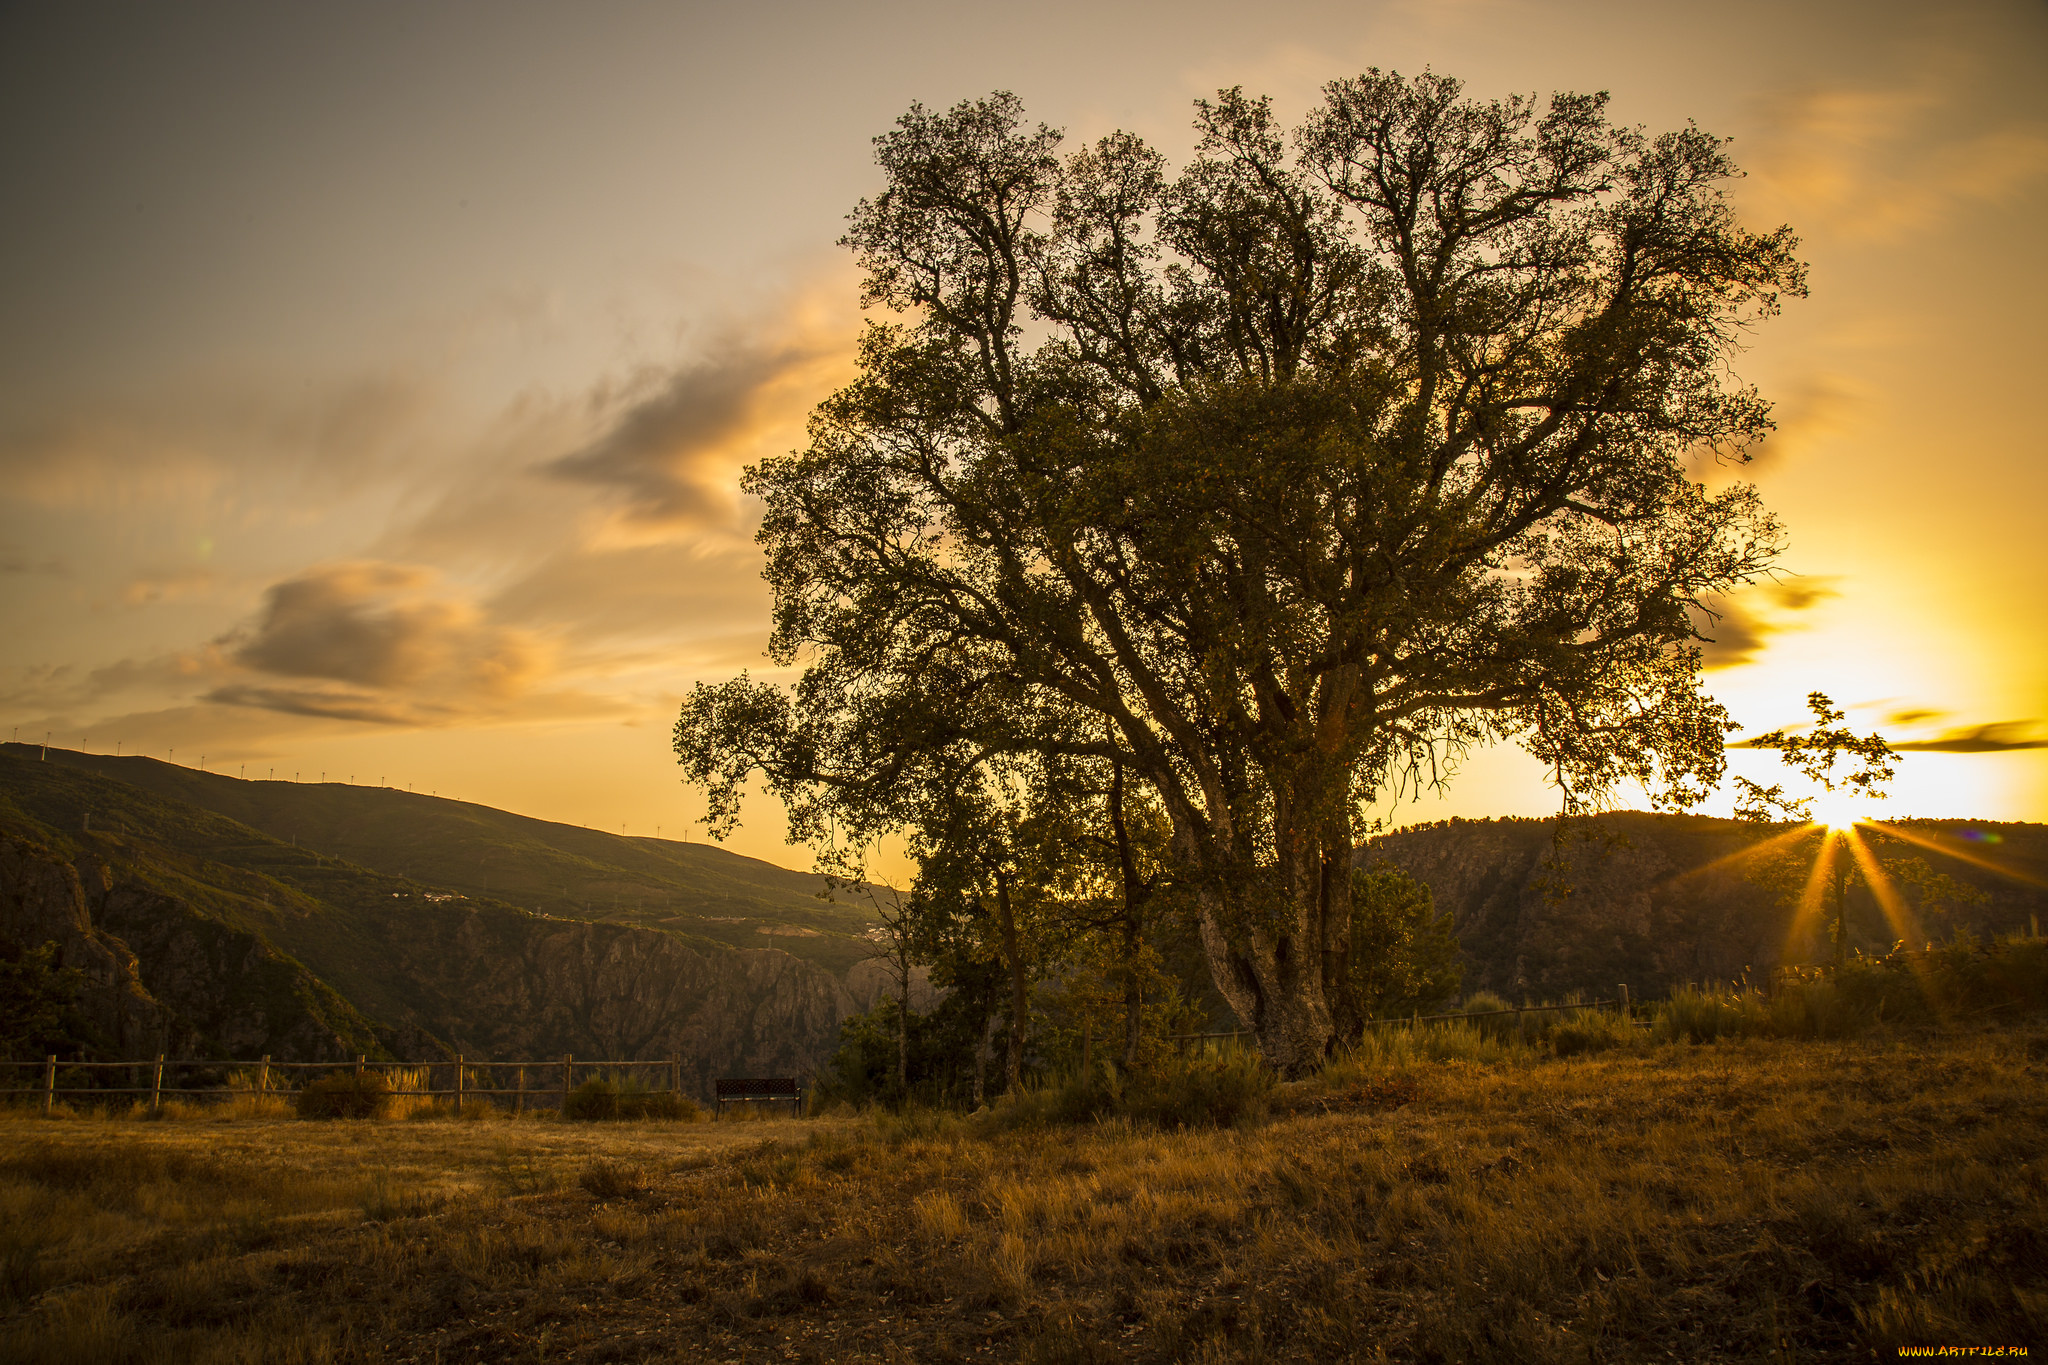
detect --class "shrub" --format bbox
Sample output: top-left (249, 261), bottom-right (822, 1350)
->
top-left (1349, 863), bottom-right (1463, 1019)
top-left (988, 1052), bottom-right (1271, 1131)
top-left (1651, 935), bottom-right (2048, 1046)
top-left (1548, 1006), bottom-right (1636, 1057)
top-left (1127, 1053), bottom-right (1271, 1129)
top-left (561, 1076), bottom-right (701, 1122)
top-left (295, 1071), bottom-right (391, 1120)
top-left (1456, 991), bottom-right (1521, 1043)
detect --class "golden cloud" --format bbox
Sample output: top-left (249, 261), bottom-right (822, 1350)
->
top-left (1741, 77), bottom-right (2048, 245)
top-left (206, 561), bottom-right (559, 725)
top-left (1694, 575), bottom-right (1842, 670)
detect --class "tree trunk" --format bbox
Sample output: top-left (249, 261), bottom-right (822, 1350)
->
top-left (894, 962), bottom-right (909, 1097)
top-left (1185, 807), bottom-right (1353, 1078)
top-left (993, 869), bottom-right (1028, 1091)
top-left (1832, 844), bottom-right (1849, 968)
top-left (1122, 914), bottom-right (1143, 1071)
top-left (1109, 762), bottom-right (1146, 1071)
top-left (971, 1005), bottom-right (992, 1108)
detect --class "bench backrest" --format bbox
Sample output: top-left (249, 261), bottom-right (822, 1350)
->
top-left (715, 1077), bottom-right (801, 1099)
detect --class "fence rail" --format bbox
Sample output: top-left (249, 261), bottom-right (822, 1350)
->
top-left (0, 1053), bottom-right (709, 1116)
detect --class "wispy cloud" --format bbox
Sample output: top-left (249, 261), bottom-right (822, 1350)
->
top-left (1893, 722), bottom-right (2048, 753)
top-left (1695, 576), bottom-right (1842, 670)
top-left (1741, 71), bottom-right (2048, 245)
top-left (0, 372), bottom-right (438, 511)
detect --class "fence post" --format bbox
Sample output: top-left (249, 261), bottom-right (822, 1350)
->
top-left (151, 1054), bottom-right (165, 1114)
top-left (43, 1054), bottom-right (56, 1116)
top-left (561, 1054), bottom-right (572, 1113)
top-left (355, 1054), bottom-right (365, 1077)
top-left (671, 1055), bottom-right (680, 1099)
top-left (1619, 983), bottom-right (1631, 1020)
top-left (515, 1064), bottom-right (525, 1115)
top-left (258, 1054), bottom-right (270, 1096)
top-left (454, 1055), bottom-right (464, 1116)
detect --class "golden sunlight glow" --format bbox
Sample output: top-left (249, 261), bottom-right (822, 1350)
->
top-left (1808, 789), bottom-right (1868, 830)
top-left (1784, 829), bottom-right (1841, 963)
top-left (1844, 827), bottom-right (1924, 950)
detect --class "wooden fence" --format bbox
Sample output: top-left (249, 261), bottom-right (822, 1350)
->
top-left (0, 1054), bottom-right (697, 1117)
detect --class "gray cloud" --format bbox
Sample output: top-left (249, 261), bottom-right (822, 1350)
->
top-left (211, 561), bottom-right (554, 724)
top-left (201, 683), bottom-right (462, 727)
top-left (1893, 722), bottom-right (2048, 753)
top-left (547, 342), bottom-right (820, 528)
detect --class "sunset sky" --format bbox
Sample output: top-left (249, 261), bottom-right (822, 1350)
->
top-left (3, 0), bottom-right (2043, 875)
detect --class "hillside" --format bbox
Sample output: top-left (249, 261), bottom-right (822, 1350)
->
top-left (7, 744), bottom-right (878, 977)
top-left (1366, 811), bottom-right (2048, 999)
top-left (0, 751), bottom-right (856, 1085)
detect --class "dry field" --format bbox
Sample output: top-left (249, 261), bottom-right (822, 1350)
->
top-left (3, 1027), bottom-right (2044, 1364)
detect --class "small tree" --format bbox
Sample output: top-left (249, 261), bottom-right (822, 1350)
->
top-left (0, 939), bottom-right (86, 1059)
top-left (1347, 864), bottom-right (1463, 1022)
top-left (1732, 691), bottom-right (1896, 826)
top-left (1736, 692), bottom-right (1980, 963)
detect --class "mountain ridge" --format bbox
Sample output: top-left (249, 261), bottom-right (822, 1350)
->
top-left (0, 750), bottom-right (863, 1090)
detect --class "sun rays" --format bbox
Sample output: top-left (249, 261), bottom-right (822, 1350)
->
top-left (1865, 820), bottom-right (2048, 889)
top-left (1771, 815), bottom-right (2038, 973)
top-left (1669, 824), bottom-right (1813, 885)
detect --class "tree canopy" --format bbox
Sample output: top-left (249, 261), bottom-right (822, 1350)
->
top-left (676, 71), bottom-right (1803, 1073)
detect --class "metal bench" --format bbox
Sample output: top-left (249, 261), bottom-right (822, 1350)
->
top-left (713, 1076), bottom-right (803, 1118)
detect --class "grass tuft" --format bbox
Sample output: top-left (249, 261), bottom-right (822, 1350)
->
top-left (577, 1157), bottom-right (651, 1201)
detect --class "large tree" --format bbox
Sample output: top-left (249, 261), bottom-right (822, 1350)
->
top-left (676, 72), bottom-right (1801, 1074)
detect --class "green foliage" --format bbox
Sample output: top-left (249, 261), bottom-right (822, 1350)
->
top-left (295, 1071), bottom-right (392, 1120)
top-left (819, 998), bottom-right (915, 1106)
top-left (561, 1075), bottom-right (700, 1122)
top-left (0, 939), bottom-right (87, 1058)
top-left (820, 964), bottom-right (1015, 1110)
top-left (1347, 864), bottom-right (1462, 1024)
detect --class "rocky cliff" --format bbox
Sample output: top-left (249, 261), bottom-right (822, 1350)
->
top-left (0, 837), bottom-right (178, 1057)
top-left (0, 754), bottom-right (860, 1091)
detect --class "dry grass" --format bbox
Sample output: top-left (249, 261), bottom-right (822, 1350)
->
top-left (3, 1027), bottom-right (2043, 1362)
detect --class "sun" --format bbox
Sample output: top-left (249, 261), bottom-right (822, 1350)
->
top-left (1808, 788), bottom-right (1866, 830)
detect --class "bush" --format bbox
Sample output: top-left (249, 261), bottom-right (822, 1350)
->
top-left (1455, 991), bottom-right (1521, 1043)
top-left (561, 1076), bottom-right (701, 1122)
top-left (993, 1052), bottom-right (1271, 1131)
top-left (1548, 1006), bottom-right (1636, 1057)
top-left (295, 1071), bottom-right (391, 1120)
top-left (1128, 1053), bottom-right (1271, 1129)
top-left (1349, 863), bottom-right (1463, 1019)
